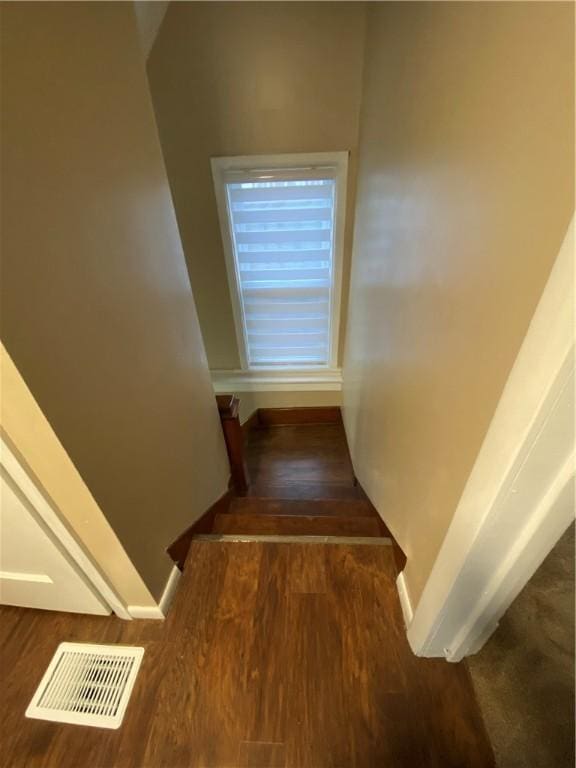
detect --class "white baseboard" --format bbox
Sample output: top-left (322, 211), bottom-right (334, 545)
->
top-left (396, 571), bottom-right (414, 627)
top-left (127, 604), bottom-right (165, 620)
top-left (159, 564), bottom-right (181, 616)
top-left (128, 564), bottom-right (182, 620)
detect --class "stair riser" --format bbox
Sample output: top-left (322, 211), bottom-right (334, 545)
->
top-left (213, 513), bottom-right (382, 537)
top-left (245, 483), bottom-right (367, 501)
top-left (229, 499), bottom-right (375, 518)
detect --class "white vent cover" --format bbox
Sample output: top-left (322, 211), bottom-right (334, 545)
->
top-left (26, 643), bottom-right (144, 729)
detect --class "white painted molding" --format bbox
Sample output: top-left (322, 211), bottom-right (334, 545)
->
top-left (445, 451), bottom-right (574, 661)
top-left (1, 437), bottom-right (132, 620)
top-left (406, 215), bottom-right (575, 661)
top-left (212, 368), bottom-right (343, 393)
top-left (128, 563), bottom-right (182, 620)
top-left (128, 605), bottom-right (165, 620)
top-left (0, 570), bottom-right (53, 584)
top-left (396, 572), bottom-right (414, 627)
top-left (159, 564), bottom-right (181, 616)
top-left (210, 151), bottom-right (349, 372)
top-left (1, 344), bottom-right (159, 616)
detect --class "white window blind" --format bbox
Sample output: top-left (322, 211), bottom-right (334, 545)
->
top-left (225, 177), bottom-right (336, 367)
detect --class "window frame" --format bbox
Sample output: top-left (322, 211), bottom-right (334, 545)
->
top-left (211, 151), bottom-right (348, 372)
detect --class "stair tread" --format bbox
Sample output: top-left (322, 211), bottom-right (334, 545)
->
top-left (212, 512), bottom-right (382, 537)
top-left (244, 482), bottom-right (366, 501)
top-left (229, 497), bottom-right (376, 518)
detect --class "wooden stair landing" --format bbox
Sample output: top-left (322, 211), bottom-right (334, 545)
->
top-left (169, 421), bottom-right (393, 565)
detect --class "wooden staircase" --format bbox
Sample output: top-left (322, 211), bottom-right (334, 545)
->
top-left (244, 482), bottom-right (367, 501)
top-left (169, 407), bottom-right (397, 569)
top-left (224, 496), bottom-right (378, 517)
top-left (213, 495), bottom-right (389, 537)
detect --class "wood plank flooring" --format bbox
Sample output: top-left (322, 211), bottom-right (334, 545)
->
top-left (168, 420), bottom-right (389, 577)
top-left (212, 511), bottom-right (382, 537)
top-left (225, 421), bottom-right (389, 538)
top-left (245, 423), bottom-right (356, 491)
top-left (245, 482), bottom-right (365, 501)
top-left (0, 417), bottom-right (494, 766)
top-left (228, 498), bottom-right (376, 518)
top-left (0, 539), bottom-right (494, 767)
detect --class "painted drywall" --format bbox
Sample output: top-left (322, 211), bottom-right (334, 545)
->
top-left (1, 2), bottom-right (230, 599)
top-left (133, 1), bottom-right (169, 59)
top-left (147, 2), bottom-right (366, 371)
top-left (343, 3), bottom-right (574, 604)
top-left (237, 390), bottom-right (342, 425)
top-left (0, 345), bottom-right (156, 610)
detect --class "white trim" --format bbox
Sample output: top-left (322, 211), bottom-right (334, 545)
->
top-left (128, 604), bottom-right (165, 620)
top-left (444, 444), bottom-right (575, 661)
top-left (0, 437), bottom-right (132, 620)
top-left (211, 368), bottom-right (342, 393)
top-left (128, 563), bottom-right (182, 620)
top-left (0, 571), bottom-right (53, 584)
top-left (405, 216), bottom-right (575, 661)
top-left (158, 564), bottom-right (181, 616)
top-left (210, 151), bottom-right (350, 173)
top-left (396, 571), bottom-right (414, 627)
top-left (328, 153), bottom-right (348, 369)
top-left (211, 158), bottom-right (249, 370)
top-left (211, 151), bottom-right (349, 372)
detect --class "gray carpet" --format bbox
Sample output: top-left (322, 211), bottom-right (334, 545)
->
top-left (468, 522), bottom-right (575, 768)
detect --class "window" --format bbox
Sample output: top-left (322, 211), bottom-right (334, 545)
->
top-left (211, 152), bottom-right (348, 370)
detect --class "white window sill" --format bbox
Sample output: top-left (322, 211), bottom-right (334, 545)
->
top-left (211, 368), bottom-right (342, 393)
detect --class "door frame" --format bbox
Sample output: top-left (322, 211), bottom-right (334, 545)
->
top-left (1, 437), bottom-right (129, 618)
top-left (398, 216), bottom-right (575, 661)
top-left (1, 343), bottom-right (165, 620)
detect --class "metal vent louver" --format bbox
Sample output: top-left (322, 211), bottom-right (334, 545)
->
top-left (26, 643), bottom-right (144, 729)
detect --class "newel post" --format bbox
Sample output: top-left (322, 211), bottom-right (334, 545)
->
top-left (216, 394), bottom-right (249, 494)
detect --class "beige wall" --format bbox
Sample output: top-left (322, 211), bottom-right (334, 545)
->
top-left (1, 345), bottom-right (156, 610)
top-left (343, 3), bottom-right (574, 604)
top-left (147, 2), bottom-right (366, 370)
top-left (1, 2), bottom-right (230, 599)
top-left (133, 0), bottom-right (169, 59)
top-left (237, 390), bottom-right (342, 425)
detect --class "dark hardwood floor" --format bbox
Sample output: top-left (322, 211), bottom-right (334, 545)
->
top-left (223, 420), bottom-right (389, 538)
top-left (0, 539), bottom-right (494, 767)
top-left (228, 497), bottom-right (376, 517)
top-left (245, 423), bottom-right (356, 491)
top-left (212, 511), bottom-right (381, 537)
top-left (0, 416), bottom-right (494, 766)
